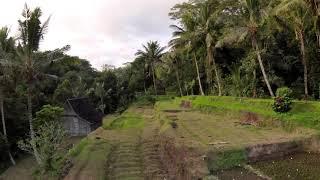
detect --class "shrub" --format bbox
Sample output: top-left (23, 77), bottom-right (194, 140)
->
top-left (273, 96), bottom-right (292, 113)
top-left (276, 87), bottom-right (293, 98)
top-left (273, 87), bottom-right (293, 113)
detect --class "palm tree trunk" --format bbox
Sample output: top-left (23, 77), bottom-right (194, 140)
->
top-left (27, 85), bottom-right (41, 164)
top-left (212, 56), bottom-right (222, 96)
top-left (253, 69), bottom-right (257, 98)
top-left (0, 89), bottom-right (16, 165)
top-left (194, 53), bottom-right (205, 96)
top-left (298, 31), bottom-right (309, 97)
top-left (316, 30), bottom-right (320, 49)
top-left (175, 67), bottom-right (183, 97)
top-left (208, 47), bottom-right (222, 96)
top-left (151, 63), bottom-right (157, 96)
top-left (143, 69), bottom-right (147, 94)
top-left (252, 36), bottom-right (275, 97)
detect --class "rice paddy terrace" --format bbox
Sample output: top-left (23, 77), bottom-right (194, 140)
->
top-left (2, 96), bottom-right (320, 180)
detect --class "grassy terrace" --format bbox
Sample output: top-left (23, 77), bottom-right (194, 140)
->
top-left (155, 96), bottom-right (318, 150)
top-left (154, 96), bottom-right (320, 174)
top-left (180, 96), bottom-right (320, 129)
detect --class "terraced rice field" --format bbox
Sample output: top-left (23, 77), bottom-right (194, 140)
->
top-left (6, 97), bottom-right (320, 180)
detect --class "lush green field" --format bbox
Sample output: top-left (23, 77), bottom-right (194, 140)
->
top-left (177, 96), bottom-right (320, 129)
top-left (102, 108), bottom-right (145, 130)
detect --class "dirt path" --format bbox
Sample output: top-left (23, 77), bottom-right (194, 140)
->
top-left (105, 106), bottom-right (166, 179)
top-left (106, 141), bottom-right (144, 179)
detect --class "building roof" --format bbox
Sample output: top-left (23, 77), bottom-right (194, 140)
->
top-left (66, 97), bottom-right (104, 124)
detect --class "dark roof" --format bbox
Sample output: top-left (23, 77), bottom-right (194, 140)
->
top-left (66, 97), bottom-right (104, 124)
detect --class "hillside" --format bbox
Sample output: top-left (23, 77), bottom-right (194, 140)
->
top-left (58, 96), bottom-right (320, 179)
top-left (2, 96), bottom-right (320, 179)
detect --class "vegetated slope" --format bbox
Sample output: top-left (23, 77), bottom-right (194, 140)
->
top-left (183, 96), bottom-right (320, 129)
top-left (64, 96), bottom-right (319, 180)
top-left (65, 105), bottom-right (166, 180)
top-left (66, 102), bottom-right (208, 180)
top-left (64, 138), bottom-right (112, 180)
top-left (156, 97), bottom-right (317, 150)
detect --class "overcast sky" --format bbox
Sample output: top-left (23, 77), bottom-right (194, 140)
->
top-left (0, 0), bottom-right (185, 69)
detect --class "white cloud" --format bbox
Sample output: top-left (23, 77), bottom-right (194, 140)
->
top-left (0, 0), bottom-right (185, 70)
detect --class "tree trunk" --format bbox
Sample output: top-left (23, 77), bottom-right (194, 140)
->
top-left (194, 53), bottom-right (205, 96)
top-left (175, 67), bottom-right (183, 97)
top-left (316, 30), bottom-right (320, 49)
top-left (185, 84), bottom-right (189, 96)
top-left (212, 57), bottom-right (222, 96)
top-left (252, 36), bottom-right (275, 97)
top-left (27, 86), bottom-right (41, 164)
top-left (151, 63), bottom-right (157, 96)
top-left (208, 47), bottom-right (222, 96)
top-left (100, 97), bottom-right (104, 114)
top-left (0, 89), bottom-right (16, 165)
top-left (253, 69), bottom-right (257, 98)
top-left (299, 31), bottom-right (309, 97)
top-left (143, 69), bottom-right (147, 94)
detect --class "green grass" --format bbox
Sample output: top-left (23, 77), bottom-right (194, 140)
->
top-left (66, 137), bottom-right (112, 179)
top-left (103, 111), bottom-right (144, 130)
top-left (68, 138), bottom-right (90, 157)
top-left (181, 96), bottom-right (320, 129)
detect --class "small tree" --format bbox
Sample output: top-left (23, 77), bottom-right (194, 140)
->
top-left (94, 82), bottom-right (106, 114)
top-left (18, 105), bottom-right (65, 175)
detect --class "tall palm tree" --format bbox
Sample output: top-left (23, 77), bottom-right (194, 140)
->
top-left (162, 51), bottom-right (183, 96)
top-left (16, 5), bottom-right (69, 164)
top-left (275, 0), bottom-right (312, 97)
top-left (169, 8), bottom-right (205, 96)
top-left (135, 41), bottom-right (165, 96)
top-left (170, 0), bottom-right (224, 96)
top-left (197, 0), bottom-right (223, 96)
top-left (0, 27), bottom-right (16, 165)
top-left (243, 0), bottom-right (275, 97)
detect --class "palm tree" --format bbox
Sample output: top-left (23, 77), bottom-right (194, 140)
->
top-left (222, 0), bottom-right (275, 97)
top-left (0, 27), bottom-right (16, 165)
top-left (135, 41), bottom-right (165, 96)
top-left (162, 51), bottom-right (183, 96)
top-left (16, 5), bottom-right (69, 164)
top-left (243, 0), bottom-right (275, 97)
top-left (305, 0), bottom-right (320, 48)
top-left (169, 10), bottom-right (205, 96)
top-left (170, 1), bottom-right (224, 96)
top-left (275, 0), bottom-right (312, 97)
top-left (197, 0), bottom-right (223, 96)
